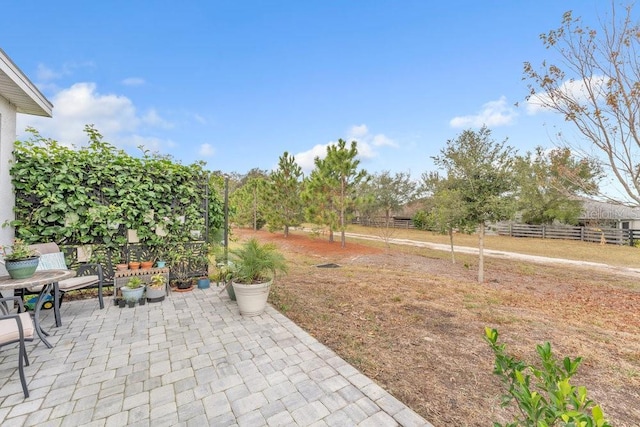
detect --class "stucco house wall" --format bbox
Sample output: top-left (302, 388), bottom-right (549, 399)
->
top-left (0, 49), bottom-right (53, 275)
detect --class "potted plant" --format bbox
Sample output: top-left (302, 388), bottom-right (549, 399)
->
top-left (167, 243), bottom-right (196, 290)
top-left (1, 239), bottom-right (41, 279)
top-left (113, 254), bottom-right (128, 271)
top-left (121, 277), bottom-right (145, 305)
top-left (215, 260), bottom-right (235, 300)
top-left (147, 273), bottom-right (167, 302)
top-left (229, 238), bottom-right (287, 316)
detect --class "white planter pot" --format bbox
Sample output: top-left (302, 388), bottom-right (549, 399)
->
top-left (232, 280), bottom-right (272, 317)
top-left (146, 285), bottom-right (166, 302)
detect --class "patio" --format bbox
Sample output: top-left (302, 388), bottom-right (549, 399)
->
top-left (0, 288), bottom-right (431, 426)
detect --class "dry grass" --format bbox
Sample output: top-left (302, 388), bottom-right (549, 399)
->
top-left (347, 224), bottom-right (640, 268)
top-left (236, 227), bottom-right (640, 427)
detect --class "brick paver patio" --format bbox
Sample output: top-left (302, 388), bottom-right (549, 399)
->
top-left (0, 287), bottom-right (432, 426)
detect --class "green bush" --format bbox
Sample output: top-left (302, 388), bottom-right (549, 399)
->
top-left (484, 327), bottom-right (610, 427)
top-left (8, 126), bottom-right (221, 251)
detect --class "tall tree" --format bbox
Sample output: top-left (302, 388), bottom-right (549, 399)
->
top-left (324, 140), bottom-right (368, 248)
top-left (515, 147), bottom-right (603, 225)
top-left (230, 169), bottom-right (269, 230)
top-left (523, 4), bottom-right (640, 205)
top-left (264, 152), bottom-right (305, 237)
top-left (432, 126), bottom-right (517, 282)
top-left (303, 160), bottom-right (338, 242)
top-left (303, 139), bottom-right (367, 247)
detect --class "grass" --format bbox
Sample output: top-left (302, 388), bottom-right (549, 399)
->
top-left (346, 224), bottom-right (640, 268)
top-left (239, 226), bottom-right (640, 426)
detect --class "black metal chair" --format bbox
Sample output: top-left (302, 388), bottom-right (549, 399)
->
top-left (0, 296), bottom-right (35, 398)
top-left (26, 243), bottom-right (104, 327)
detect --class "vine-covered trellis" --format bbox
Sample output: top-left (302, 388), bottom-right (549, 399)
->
top-left (8, 126), bottom-right (223, 284)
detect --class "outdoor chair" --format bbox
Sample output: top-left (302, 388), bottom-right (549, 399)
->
top-left (26, 243), bottom-right (104, 324)
top-left (0, 296), bottom-right (35, 398)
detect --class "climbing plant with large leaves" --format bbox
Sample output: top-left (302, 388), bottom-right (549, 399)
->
top-left (8, 126), bottom-right (220, 256)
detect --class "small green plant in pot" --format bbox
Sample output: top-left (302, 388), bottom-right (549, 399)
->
top-left (146, 273), bottom-right (167, 302)
top-left (230, 238), bottom-right (287, 316)
top-left (1, 239), bottom-right (41, 279)
top-left (121, 277), bottom-right (145, 303)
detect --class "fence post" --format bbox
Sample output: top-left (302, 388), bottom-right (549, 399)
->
top-left (580, 227), bottom-right (584, 241)
top-left (630, 229), bottom-right (635, 247)
top-left (542, 226), bottom-right (546, 239)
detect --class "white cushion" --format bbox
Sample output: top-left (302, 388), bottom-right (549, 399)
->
top-left (0, 313), bottom-right (34, 344)
top-left (58, 275), bottom-right (99, 291)
top-left (28, 275), bottom-right (99, 293)
top-left (36, 252), bottom-right (67, 271)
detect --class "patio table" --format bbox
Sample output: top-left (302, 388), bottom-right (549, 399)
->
top-left (0, 269), bottom-right (75, 348)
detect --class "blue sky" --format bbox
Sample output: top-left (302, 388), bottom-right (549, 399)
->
top-left (2, 0), bottom-right (608, 180)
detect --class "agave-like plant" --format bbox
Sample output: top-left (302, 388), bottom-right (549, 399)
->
top-left (230, 238), bottom-right (287, 284)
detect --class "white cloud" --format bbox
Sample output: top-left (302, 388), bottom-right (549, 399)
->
top-left (295, 143), bottom-right (330, 172)
top-left (36, 64), bottom-right (63, 81)
top-left (199, 143), bottom-right (215, 157)
top-left (525, 75), bottom-right (607, 115)
top-left (294, 124), bottom-right (398, 173)
top-left (349, 124), bottom-right (369, 138)
top-left (371, 134), bottom-right (396, 147)
top-left (122, 77), bottom-right (146, 86)
top-left (450, 96), bottom-right (517, 128)
top-left (142, 109), bottom-right (173, 129)
top-left (16, 82), bottom-right (173, 151)
top-left (36, 61), bottom-right (95, 83)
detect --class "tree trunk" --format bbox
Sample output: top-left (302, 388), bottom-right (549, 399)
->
top-left (340, 179), bottom-right (346, 248)
top-left (252, 186), bottom-right (257, 231)
top-left (449, 227), bottom-right (456, 264)
top-left (478, 222), bottom-right (485, 283)
top-left (284, 224), bottom-right (289, 237)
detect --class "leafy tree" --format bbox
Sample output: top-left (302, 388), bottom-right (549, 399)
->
top-left (264, 152), bottom-right (305, 237)
top-left (523, 3), bottom-right (640, 205)
top-left (515, 147), bottom-right (603, 225)
top-left (357, 171), bottom-right (416, 225)
top-left (420, 172), bottom-right (471, 264)
top-left (432, 126), bottom-right (516, 282)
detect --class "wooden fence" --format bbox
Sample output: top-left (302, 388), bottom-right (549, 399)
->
top-left (494, 223), bottom-right (640, 246)
top-left (352, 217), bottom-right (415, 229)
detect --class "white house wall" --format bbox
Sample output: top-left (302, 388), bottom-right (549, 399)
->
top-left (0, 95), bottom-right (16, 275)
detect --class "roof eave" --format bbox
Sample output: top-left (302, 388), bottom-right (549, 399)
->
top-left (0, 48), bottom-right (53, 117)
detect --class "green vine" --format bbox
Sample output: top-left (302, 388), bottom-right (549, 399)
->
top-left (8, 126), bottom-right (222, 254)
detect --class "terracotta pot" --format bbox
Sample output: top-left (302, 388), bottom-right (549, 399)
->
top-left (116, 263), bottom-right (129, 271)
top-left (140, 261), bottom-right (153, 269)
top-left (129, 261), bottom-right (141, 270)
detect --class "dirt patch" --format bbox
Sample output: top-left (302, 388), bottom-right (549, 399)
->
top-left (236, 228), bottom-right (640, 426)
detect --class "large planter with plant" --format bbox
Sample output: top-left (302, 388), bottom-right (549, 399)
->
top-left (146, 273), bottom-right (167, 302)
top-left (230, 238), bottom-right (287, 317)
top-left (121, 277), bottom-right (145, 302)
top-left (1, 239), bottom-right (41, 280)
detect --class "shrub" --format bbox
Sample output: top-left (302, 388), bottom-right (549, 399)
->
top-left (484, 327), bottom-right (610, 427)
